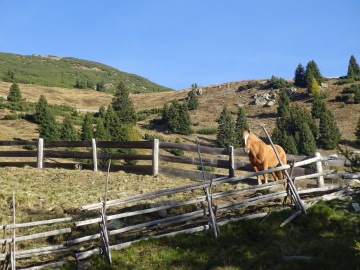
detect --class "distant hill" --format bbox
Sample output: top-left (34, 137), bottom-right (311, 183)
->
top-left (0, 52), bottom-right (173, 93)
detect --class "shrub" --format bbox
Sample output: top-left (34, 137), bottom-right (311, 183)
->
top-left (4, 113), bottom-right (19, 120)
top-left (336, 78), bottom-right (355, 85)
top-left (197, 127), bottom-right (217, 135)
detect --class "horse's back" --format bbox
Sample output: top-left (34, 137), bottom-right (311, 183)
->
top-left (267, 144), bottom-right (286, 167)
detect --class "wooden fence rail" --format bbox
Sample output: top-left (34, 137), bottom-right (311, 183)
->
top-left (0, 138), bottom-right (350, 182)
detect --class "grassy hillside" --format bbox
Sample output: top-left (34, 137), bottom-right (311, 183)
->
top-left (0, 52), bottom-right (173, 93)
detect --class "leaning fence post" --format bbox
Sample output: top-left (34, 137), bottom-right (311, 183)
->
top-left (37, 138), bottom-right (44, 169)
top-left (152, 139), bottom-right (159, 176)
top-left (92, 138), bottom-right (98, 172)
top-left (228, 146), bottom-right (235, 177)
top-left (315, 152), bottom-right (324, 188)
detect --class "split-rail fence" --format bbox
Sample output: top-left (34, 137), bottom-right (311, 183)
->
top-left (0, 138), bottom-right (359, 269)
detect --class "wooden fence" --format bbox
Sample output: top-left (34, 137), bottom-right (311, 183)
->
top-left (0, 139), bottom-right (359, 268)
top-left (0, 138), bottom-right (349, 181)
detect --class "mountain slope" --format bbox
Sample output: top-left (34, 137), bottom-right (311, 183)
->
top-left (0, 52), bottom-right (173, 93)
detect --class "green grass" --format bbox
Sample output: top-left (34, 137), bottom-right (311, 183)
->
top-left (73, 198), bottom-right (360, 270)
top-left (0, 52), bottom-right (173, 93)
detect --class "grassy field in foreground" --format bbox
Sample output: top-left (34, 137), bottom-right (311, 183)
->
top-left (63, 198), bottom-right (360, 270)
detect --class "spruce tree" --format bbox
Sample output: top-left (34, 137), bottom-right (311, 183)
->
top-left (216, 106), bottom-right (236, 148)
top-left (311, 97), bottom-right (326, 118)
top-left (60, 114), bottom-right (78, 141)
top-left (282, 131), bottom-right (298, 155)
top-left (166, 100), bottom-right (193, 135)
top-left (305, 60), bottom-right (323, 87)
top-left (81, 114), bottom-right (94, 141)
top-left (277, 90), bottom-right (290, 117)
top-left (347, 55), bottom-right (360, 79)
top-left (39, 111), bottom-right (59, 141)
top-left (94, 118), bottom-right (110, 141)
top-left (355, 116), bottom-right (360, 146)
top-left (318, 109), bottom-right (341, 150)
top-left (187, 83), bottom-right (199, 110)
top-left (98, 105), bottom-right (107, 118)
top-left (235, 107), bottom-right (249, 147)
top-left (104, 105), bottom-right (121, 141)
top-left (111, 82), bottom-right (137, 126)
top-left (7, 83), bottom-right (22, 102)
top-left (294, 63), bottom-right (306, 87)
top-left (296, 122), bottom-right (317, 156)
top-left (34, 95), bottom-right (49, 124)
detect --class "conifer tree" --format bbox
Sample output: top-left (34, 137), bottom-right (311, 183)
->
top-left (39, 111), bottom-right (59, 141)
top-left (166, 100), bottom-right (193, 135)
top-left (296, 122), bottom-right (317, 156)
top-left (235, 107), bottom-right (249, 147)
top-left (81, 114), bottom-right (94, 141)
top-left (34, 95), bottom-right (49, 124)
top-left (347, 55), bottom-right (360, 79)
top-left (60, 114), bottom-right (78, 141)
top-left (187, 83), bottom-right (199, 110)
top-left (294, 63), bottom-right (306, 87)
top-left (216, 106), bottom-right (236, 148)
top-left (282, 131), bottom-right (298, 155)
top-left (311, 98), bottom-right (326, 119)
top-left (104, 105), bottom-right (121, 141)
top-left (318, 109), bottom-right (341, 150)
top-left (307, 77), bottom-right (321, 97)
top-left (7, 83), bottom-right (22, 102)
top-left (277, 90), bottom-right (290, 117)
top-left (305, 60), bottom-right (323, 87)
top-left (111, 82), bottom-right (137, 126)
top-left (98, 105), bottom-right (107, 118)
top-left (94, 118), bottom-right (110, 141)
top-left (355, 116), bottom-right (360, 146)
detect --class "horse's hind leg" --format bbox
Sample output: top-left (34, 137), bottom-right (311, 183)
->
top-left (252, 166), bottom-right (262, 185)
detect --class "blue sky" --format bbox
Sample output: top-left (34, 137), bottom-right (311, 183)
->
top-left (0, 1), bottom-right (359, 90)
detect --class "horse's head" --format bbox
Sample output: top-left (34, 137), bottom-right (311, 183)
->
top-left (241, 129), bottom-right (252, 154)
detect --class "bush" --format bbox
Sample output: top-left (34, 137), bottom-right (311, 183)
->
top-left (197, 165), bottom-right (215, 172)
top-left (335, 94), bottom-right (353, 102)
top-left (197, 127), bottom-right (217, 135)
top-left (336, 78), bottom-right (355, 85)
top-left (143, 133), bottom-right (166, 142)
top-left (4, 113), bottom-right (19, 120)
top-left (238, 81), bottom-right (259, 91)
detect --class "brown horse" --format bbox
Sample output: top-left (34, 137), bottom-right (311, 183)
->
top-left (242, 129), bottom-right (287, 185)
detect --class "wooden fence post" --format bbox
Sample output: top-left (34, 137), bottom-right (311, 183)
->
top-left (152, 139), bottom-right (159, 176)
top-left (228, 146), bottom-right (234, 177)
top-left (92, 138), bottom-right (98, 172)
top-left (315, 152), bottom-right (324, 188)
top-left (37, 138), bottom-right (44, 169)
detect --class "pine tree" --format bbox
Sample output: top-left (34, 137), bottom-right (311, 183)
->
top-left (60, 114), bottom-right (78, 141)
top-left (34, 95), bottom-right (49, 124)
top-left (287, 104), bottom-right (319, 140)
top-left (98, 105), bottom-right (107, 118)
top-left (104, 105), bottom-right (121, 140)
top-left (7, 83), bottom-right (22, 102)
top-left (81, 114), bottom-right (94, 141)
top-left (282, 132), bottom-right (298, 155)
top-left (187, 83), bottom-right (199, 110)
top-left (305, 60), bottom-right (323, 87)
top-left (94, 118), bottom-right (110, 141)
top-left (111, 82), bottom-right (137, 126)
top-left (311, 97), bottom-right (326, 118)
top-left (277, 90), bottom-right (290, 117)
top-left (216, 106), bottom-right (236, 148)
top-left (294, 63), bottom-right (306, 87)
top-left (39, 111), bottom-right (59, 141)
top-left (235, 107), bottom-right (249, 147)
top-left (355, 116), bottom-right (360, 146)
top-left (347, 55), bottom-right (360, 79)
top-left (296, 122), bottom-right (317, 156)
top-left (166, 100), bottom-right (193, 135)
top-left (318, 109), bottom-right (341, 150)
top-left (355, 88), bottom-right (360, 104)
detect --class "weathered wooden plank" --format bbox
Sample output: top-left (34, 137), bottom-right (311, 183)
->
top-left (0, 228), bottom-right (71, 244)
top-left (96, 140), bottom-right (153, 149)
top-left (17, 260), bottom-right (68, 270)
top-left (0, 151), bottom-right (37, 157)
top-left (0, 141), bottom-right (37, 146)
top-left (0, 217), bottom-right (72, 230)
top-left (0, 245), bottom-right (70, 261)
top-left (44, 141), bottom-right (91, 147)
top-left (159, 155), bottom-right (229, 168)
